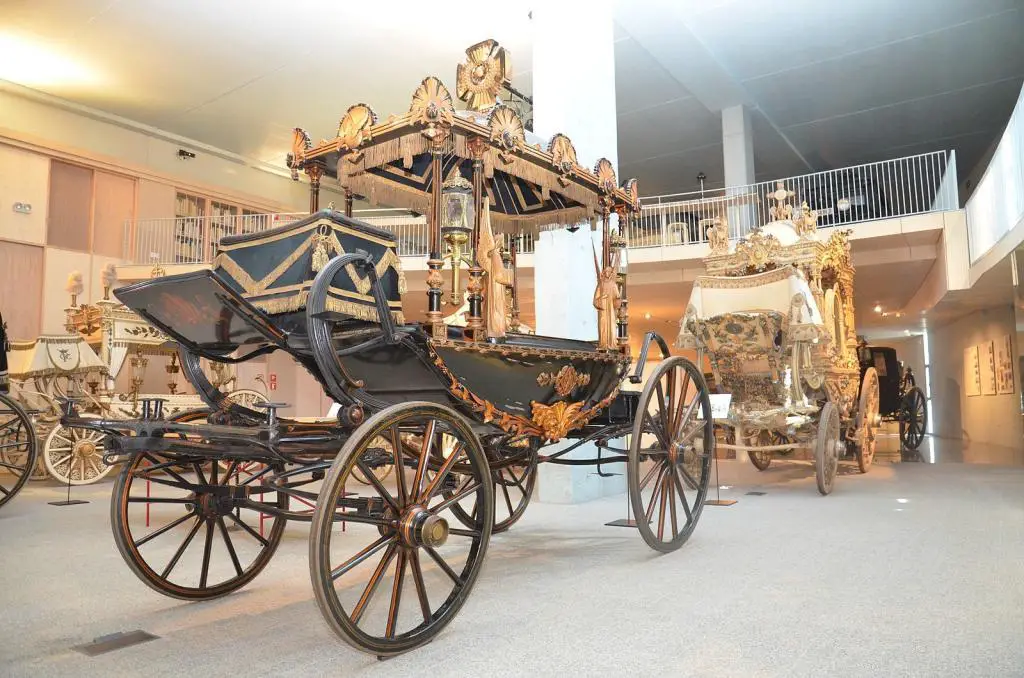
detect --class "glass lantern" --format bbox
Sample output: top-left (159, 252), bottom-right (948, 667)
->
top-left (440, 174), bottom-right (475, 305)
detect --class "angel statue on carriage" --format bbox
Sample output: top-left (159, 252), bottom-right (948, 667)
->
top-left (61, 38), bottom-right (720, 657)
top-left (677, 183), bottom-right (881, 494)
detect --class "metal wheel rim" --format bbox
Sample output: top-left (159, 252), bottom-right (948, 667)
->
top-left (815, 403), bottom-right (840, 495)
top-left (900, 387), bottom-right (927, 450)
top-left (0, 394), bottom-right (38, 509)
top-left (628, 356), bottom-right (713, 553)
top-left (309, 402), bottom-right (493, 657)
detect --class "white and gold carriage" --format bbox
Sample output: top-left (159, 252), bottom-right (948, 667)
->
top-left (5, 271), bottom-right (266, 485)
top-left (677, 188), bottom-right (880, 494)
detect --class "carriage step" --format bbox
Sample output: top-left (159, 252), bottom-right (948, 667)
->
top-left (73, 630), bottom-right (159, 656)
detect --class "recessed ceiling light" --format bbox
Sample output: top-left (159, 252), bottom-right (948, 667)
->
top-left (643, 312), bottom-right (651, 320)
top-left (0, 32), bottom-right (103, 88)
top-left (905, 330), bottom-right (911, 336)
top-left (873, 304), bottom-right (882, 313)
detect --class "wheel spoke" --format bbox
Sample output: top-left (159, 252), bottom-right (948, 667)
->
top-left (128, 496), bottom-right (194, 504)
top-left (350, 542), bottom-right (398, 625)
top-left (671, 369), bottom-right (692, 437)
top-left (673, 397), bottom-right (701, 443)
top-left (390, 425), bottom-right (408, 506)
top-left (354, 458), bottom-right (399, 513)
top-left (656, 473), bottom-right (669, 540)
top-left (134, 512), bottom-right (195, 548)
top-left (430, 479), bottom-right (481, 515)
top-left (220, 461), bottom-right (239, 485)
top-left (644, 465), bottom-right (668, 522)
top-left (643, 411), bottom-right (671, 451)
top-left (217, 516), bottom-right (244, 577)
top-left (418, 441), bottom-right (464, 502)
top-left (226, 511), bottom-right (270, 546)
top-left (655, 381), bottom-right (667, 435)
top-left (668, 472), bottom-right (679, 537)
top-left (408, 549), bottom-right (432, 624)
top-left (0, 460), bottom-right (27, 472)
top-left (385, 550), bottom-right (407, 639)
top-left (672, 466), bottom-right (694, 524)
top-left (160, 517), bottom-right (203, 579)
top-left (424, 546), bottom-right (463, 587)
top-left (411, 419), bottom-right (436, 500)
top-left (330, 534), bottom-right (395, 581)
top-left (199, 519), bottom-right (214, 588)
top-left (448, 527), bottom-right (480, 538)
top-left (500, 481), bottom-right (515, 516)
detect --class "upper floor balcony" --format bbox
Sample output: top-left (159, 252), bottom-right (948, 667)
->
top-left (124, 150), bottom-right (959, 268)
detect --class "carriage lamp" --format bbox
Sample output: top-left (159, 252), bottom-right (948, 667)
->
top-left (86, 371), bottom-right (101, 395)
top-left (440, 175), bottom-right (475, 306)
top-left (612, 233), bottom-right (629, 346)
top-left (129, 348), bottom-right (148, 399)
top-left (165, 352), bottom-right (180, 395)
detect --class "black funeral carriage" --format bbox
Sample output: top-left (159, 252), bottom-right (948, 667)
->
top-left (0, 312), bottom-right (38, 510)
top-left (63, 44), bottom-right (715, 657)
top-left (857, 344), bottom-right (927, 451)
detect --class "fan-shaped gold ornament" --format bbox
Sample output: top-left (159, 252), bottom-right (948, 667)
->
top-left (488, 105), bottom-right (525, 152)
top-left (594, 158), bottom-right (617, 195)
top-left (548, 133), bottom-right (578, 180)
top-left (288, 127), bottom-right (312, 179)
top-left (456, 39), bottom-right (509, 112)
top-left (410, 77), bottom-right (455, 130)
top-left (337, 103), bottom-right (377, 150)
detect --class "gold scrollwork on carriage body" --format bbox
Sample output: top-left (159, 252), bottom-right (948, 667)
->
top-left (536, 365), bottom-right (591, 397)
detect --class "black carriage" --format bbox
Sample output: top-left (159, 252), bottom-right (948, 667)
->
top-left (63, 42), bottom-right (714, 658)
top-left (0, 312), bottom-right (38, 509)
top-left (857, 344), bottom-right (927, 451)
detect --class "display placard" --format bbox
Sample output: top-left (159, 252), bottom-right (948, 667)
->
top-left (996, 334), bottom-right (1015, 395)
top-left (964, 345), bottom-right (981, 397)
top-left (698, 393), bottom-right (732, 420)
top-left (980, 340), bottom-right (997, 396)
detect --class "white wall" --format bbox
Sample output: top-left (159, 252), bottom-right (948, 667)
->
top-left (928, 305), bottom-right (1022, 451)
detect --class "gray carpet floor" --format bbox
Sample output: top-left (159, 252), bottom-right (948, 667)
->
top-left (1, 439), bottom-right (1023, 677)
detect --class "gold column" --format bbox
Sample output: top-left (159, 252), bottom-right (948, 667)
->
top-left (306, 163), bottom-right (324, 214)
top-left (344, 188), bottom-right (353, 217)
top-left (425, 139), bottom-right (446, 335)
top-left (465, 136), bottom-right (487, 339)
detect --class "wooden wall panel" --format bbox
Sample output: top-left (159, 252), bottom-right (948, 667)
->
top-left (47, 160), bottom-right (93, 252)
top-left (0, 241), bottom-right (44, 339)
top-left (92, 171), bottom-right (135, 258)
top-left (0, 144), bottom-right (49, 245)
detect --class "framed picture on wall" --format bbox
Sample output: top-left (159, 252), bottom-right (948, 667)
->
top-left (980, 340), bottom-right (997, 396)
top-left (964, 345), bottom-right (981, 397)
top-left (996, 334), bottom-right (1015, 395)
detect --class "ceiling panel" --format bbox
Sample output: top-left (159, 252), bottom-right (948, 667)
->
top-left (782, 78), bottom-right (1023, 170)
top-left (617, 96), bottom-right (720, 165)
top-left (614, 36), bottom-right (694, 116)
top-left (681, 0), bottom-right (1022, 81)
top-left (620, 142), bottom-right (725, 196)
top-left (748, 10), bottom-right (1024, 129)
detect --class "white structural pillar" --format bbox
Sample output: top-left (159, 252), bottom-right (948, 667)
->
top-left (722, 104), bottom-right (756, 237)
top-left (532, 0), bottom-right (626, 503)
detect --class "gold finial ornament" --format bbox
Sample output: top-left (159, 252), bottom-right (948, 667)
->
top-left (795, 201), bottom-right (819, 239)
top-left (336, 103), bottom-right (377, 150)
top-left (410, 77), bottom-right (455, 135)
top-left (456, 39), bottom-right (509, 112)
top-left (288, 128), bottom-right (312, 180)
top-left (768, 180), bottom-right (795, 221)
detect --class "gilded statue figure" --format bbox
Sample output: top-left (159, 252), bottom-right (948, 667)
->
top-left (593, 262), bottom-right (620, 349)
top-left (477, 204), bottom-right (513, 338)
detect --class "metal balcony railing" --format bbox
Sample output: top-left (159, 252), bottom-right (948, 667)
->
top-left (633, 150), bottom-right (958, 248)
top-left (124, 151), bottom-right (958, 265)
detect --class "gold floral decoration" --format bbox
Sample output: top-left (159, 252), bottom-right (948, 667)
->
top-left (456, 39), bottom-right (509, 112)
top-left (733, 230), bottom-right (782, 272)
top-left (530, 401), bottom-right (585, 441)
top-left (536, 365), bottom-right (591, 397)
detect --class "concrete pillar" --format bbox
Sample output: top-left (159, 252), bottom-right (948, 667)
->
top-left (532, 0), bottom-right (626, 503)
top-left (722, 104), bottom-right (756, 237)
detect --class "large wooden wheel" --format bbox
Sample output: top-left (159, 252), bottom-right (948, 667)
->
top-left (815, 402), bottom-right (840, 496)
top-left (0, 393), bottom-right (37, 509)
top-left (111, 452), bottom-right (288, 600)
top-left (42, 418), bottom-right (114, 485)
top-left (447, 442), bottom-right (537, 534)
top-left (899, 386), bottom-right (927, 451)
top-left (856, 367), bottom-right (880, 473)
top-left (628, 356), bottom-right (713, 553)
top-left (748, 431), bottom-right (792, 471)
top-left (310, 402), bottom-right (493, 657)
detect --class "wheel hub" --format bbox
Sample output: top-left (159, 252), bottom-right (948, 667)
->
top-left (73, 440), bottom-right (96, 459)
top-left (398, 507), bottom-right (449, 548)
top-left (187, 491), bottom-right (234, 518)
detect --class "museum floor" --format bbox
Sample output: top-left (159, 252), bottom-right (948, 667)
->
top-left (2, 432), bottom-right (1023, 677)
